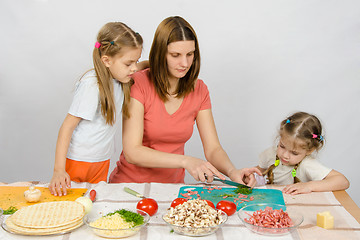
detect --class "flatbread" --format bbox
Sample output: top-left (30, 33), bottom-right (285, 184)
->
top-left (5, 216), bottom-right (83, 235)
top-left (10, 201), bottom-right (84, 229)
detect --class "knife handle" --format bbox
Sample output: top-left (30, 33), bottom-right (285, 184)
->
top-left (123, 187), bottom-right (144, 198)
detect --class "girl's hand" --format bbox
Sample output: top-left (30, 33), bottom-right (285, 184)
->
top-left (49, 170), bottom-right (71, 196)
top-left (183, 157), bottom-right (225, 183)
top-left (282, 182), bottom-right (312, 195)
top-left (228, 168), bottom-right (263, 187)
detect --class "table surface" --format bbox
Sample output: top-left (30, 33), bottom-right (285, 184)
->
top-left (333, 190), bottom-right (360, 223)
top-left (0, 182), bottom-right (359, 240)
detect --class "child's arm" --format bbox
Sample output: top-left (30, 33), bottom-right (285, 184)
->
top-left (282, 169), bottom-right (350, 195)
top-left (49, 114), bottom-right (81, 196)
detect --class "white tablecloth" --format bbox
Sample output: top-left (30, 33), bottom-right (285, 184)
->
top-left (1, 182), bottom-right (359, 240)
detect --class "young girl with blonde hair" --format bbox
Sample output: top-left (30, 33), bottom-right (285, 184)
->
top-left (49, 22), bottom-right (145, 196)
top-left (256, 111), bottom-right (349, 195)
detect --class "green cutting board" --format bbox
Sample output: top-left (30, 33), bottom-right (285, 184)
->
top-left (178, 186), bottom-right (285, 211)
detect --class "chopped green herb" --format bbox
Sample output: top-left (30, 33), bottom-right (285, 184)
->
top-left (170, 229), bottom-right (174, 233)
top-left (106, 209), bottom-right (144, 226)
top-left (234, 186), bottom-right (253, 195)
top-left (3, 206), bottom-right (18, 215)
top-left (220, 194), bottom-right (235, 197)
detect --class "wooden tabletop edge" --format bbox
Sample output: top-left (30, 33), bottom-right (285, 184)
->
top-left (333, 190), bottom-right (360, 224)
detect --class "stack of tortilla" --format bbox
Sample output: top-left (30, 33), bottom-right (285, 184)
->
top-left (5, 201), bottom-right (85, 235)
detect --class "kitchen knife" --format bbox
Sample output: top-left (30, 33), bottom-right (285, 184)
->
top-left (212, 177), bottom-right (251, 188)
top-left (123, 187), bottom-right (145, 198)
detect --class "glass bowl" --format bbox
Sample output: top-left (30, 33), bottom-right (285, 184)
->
top-left (83, 209), bottom-right (150, 238)
top-left (162, 210), bottom-right (227, 237)
top-left (238, 203), bottom-right (303, 236)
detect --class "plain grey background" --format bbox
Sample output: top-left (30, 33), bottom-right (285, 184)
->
top-left (1, 0), bottom-right (359, 206)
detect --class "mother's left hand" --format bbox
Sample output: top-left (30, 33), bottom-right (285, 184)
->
top-left (228, 168), bottom-right (263, 188)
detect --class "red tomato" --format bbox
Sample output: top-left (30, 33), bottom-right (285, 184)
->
top-left (136, 198), bottom-right (158, 216)
top-left (216, 200), bottom-right (237, 216)
top-left (204, 199), bottom-right (215, 209)
top-left (170, 198), bottom-right (187, 208)
top-left (89, 189), bottom-right (96, 202)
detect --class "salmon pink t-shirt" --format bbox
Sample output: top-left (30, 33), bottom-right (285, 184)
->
top-left (109, 69), bottom-right (211, 183)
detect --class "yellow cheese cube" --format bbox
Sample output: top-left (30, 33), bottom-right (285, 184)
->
top-left (317, 211), bottom-right (334, 229)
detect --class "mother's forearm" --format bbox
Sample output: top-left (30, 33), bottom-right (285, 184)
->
top-left (205, 146), bottom-right (235, 177)
top-left (123, 145), bottom-right (186, 169)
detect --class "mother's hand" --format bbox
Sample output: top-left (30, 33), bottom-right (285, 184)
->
top-left (228, 168), bottom-right (263, 187)
top-left (183, 157), bottom-right (226, 183)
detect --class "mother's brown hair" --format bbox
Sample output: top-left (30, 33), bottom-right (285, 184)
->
top-left (149, 16), bottom-right (201, 101)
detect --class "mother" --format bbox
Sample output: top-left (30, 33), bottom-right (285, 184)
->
top-left (109, 16), bottom-right (261, 184)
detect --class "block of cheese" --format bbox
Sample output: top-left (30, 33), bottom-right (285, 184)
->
top-left (317, 211), bottom-right (334, 229)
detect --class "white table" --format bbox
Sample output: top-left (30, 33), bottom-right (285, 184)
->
top-left (1, 181), bottom-right (359, 240)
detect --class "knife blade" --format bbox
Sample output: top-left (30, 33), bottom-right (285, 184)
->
top-left (123, 187), bottom-right (145, 198)
top-left (212, 177), bottom-right (250, 188)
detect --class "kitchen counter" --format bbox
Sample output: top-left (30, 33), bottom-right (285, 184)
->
top-left (0, 181), bottom-right (359, 240)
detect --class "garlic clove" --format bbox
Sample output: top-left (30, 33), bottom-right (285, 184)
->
top-left (24, 186), bottom-right (42, 203)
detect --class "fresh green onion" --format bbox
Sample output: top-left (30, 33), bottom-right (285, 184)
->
top-left (106, 209), bottom-right (144, 226)
top-left (3, 206), bottom-right (18, 215)
top-left (234, 186), bottom-right (253, 195)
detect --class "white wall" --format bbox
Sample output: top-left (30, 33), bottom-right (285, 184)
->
top-left (1, 0), bottom-right (359, 206)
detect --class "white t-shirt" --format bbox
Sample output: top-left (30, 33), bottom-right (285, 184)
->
top-left (67, 70), bottom-right (123, 162)
top-left (259, 146), bottom-right (332, 185)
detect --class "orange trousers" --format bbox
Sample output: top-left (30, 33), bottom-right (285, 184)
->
top-left (65, 158), bottom-right (110, 183)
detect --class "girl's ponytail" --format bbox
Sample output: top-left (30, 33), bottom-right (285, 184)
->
top-left (293, 164), bottom-right (301, 183)
top-left (93, 46), bottom-right (115, 125)
top-left (121, 80), bottom-right (134, 119)
top-left (262, 164), bottom-right (276, 184)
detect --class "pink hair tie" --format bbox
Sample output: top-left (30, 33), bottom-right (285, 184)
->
top-left (312, 134), bottom-right (318, 139)
top-left (95, 42), bottom-right (101, 48)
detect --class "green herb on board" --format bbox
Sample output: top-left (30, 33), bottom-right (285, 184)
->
top-left (170, 229), bottom-right (174, 233)
top-left (234, 186), bottom-right (253, 195)
top-left (220, 194), bottom-right (235, 197)
top-left (3, 206), bottom-right (18, 215)
top-left (106, 209), bottom-right (144, 226)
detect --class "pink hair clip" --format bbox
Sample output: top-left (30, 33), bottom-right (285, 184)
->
top-left (312, 134), bottom-right (318, 139)
top-left (95, 42), bottom-right (101, 48)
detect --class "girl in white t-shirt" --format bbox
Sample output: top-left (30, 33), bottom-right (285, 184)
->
top-left (256, 112), bottom-right (349, 195)
top-left (49, 22), bottom-right (146, 196)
